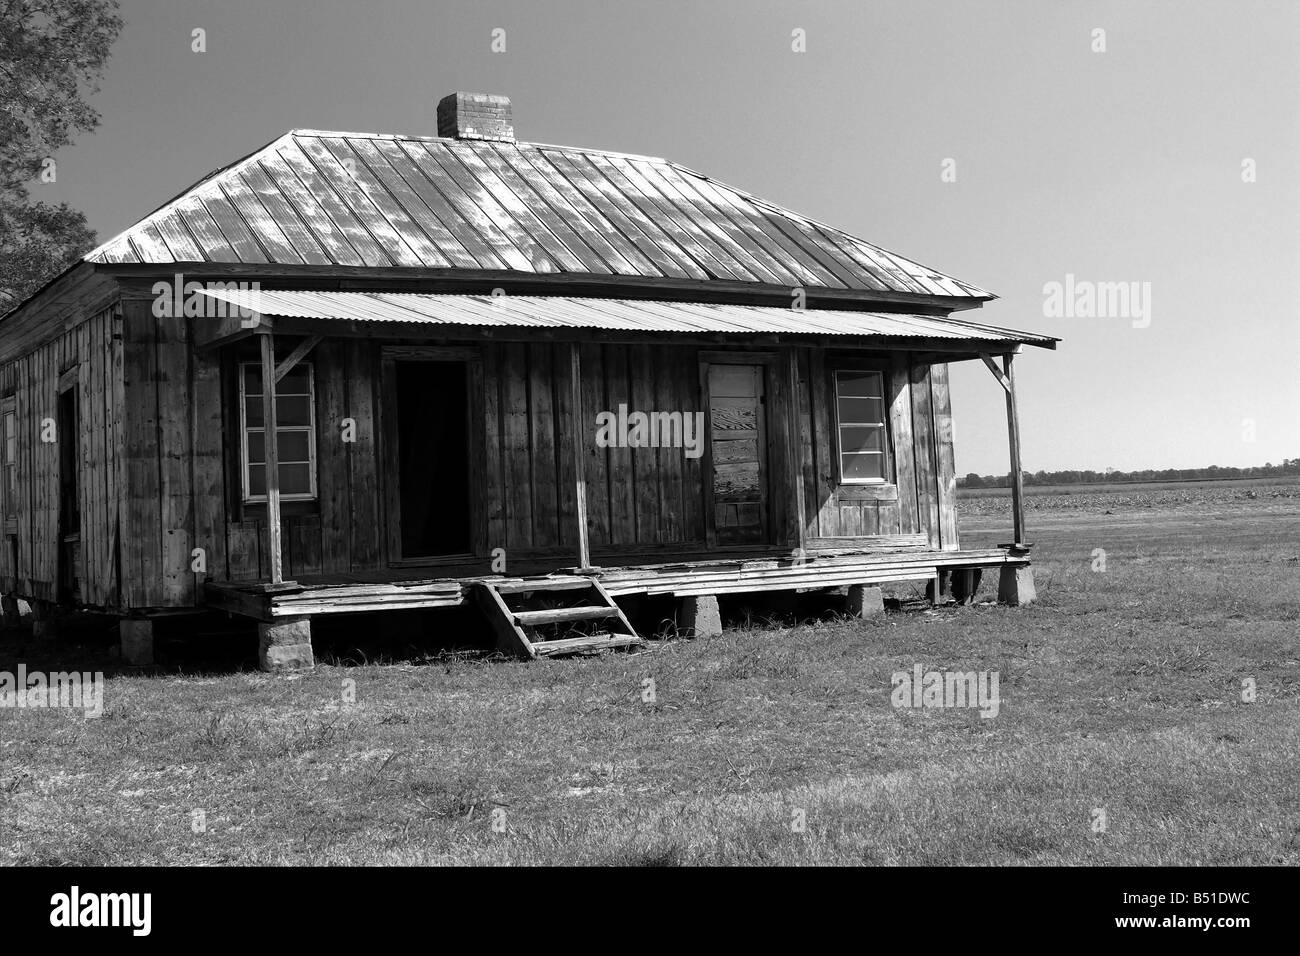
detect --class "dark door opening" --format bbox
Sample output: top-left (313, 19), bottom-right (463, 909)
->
top-left (395, 360), bottom-right (471, 557)
top-left (57, 385), bottom-right (80, 601)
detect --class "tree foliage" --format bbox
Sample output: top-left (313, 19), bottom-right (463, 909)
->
top-left (957, 459), bottom-right (1300, 488)
top-left (0, 0), bottom-right (123, 307)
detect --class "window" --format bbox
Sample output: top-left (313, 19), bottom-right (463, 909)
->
top-left (834, 370), bottom-right (888, 483)
top-left (2, 400), bottom-right (14, 517)
top-left (239, 362), bottom-right (316, 502)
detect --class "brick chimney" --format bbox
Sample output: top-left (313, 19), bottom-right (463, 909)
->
top-left (437, 92), bottom-right (514, 143)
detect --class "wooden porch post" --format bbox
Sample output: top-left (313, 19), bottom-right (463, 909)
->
top-left (1002, 352), bottom-right (1025, 546)
top-left (259, 330), bottom-right (284, 585)
top-left (569, 343), bottom-right (591, 571)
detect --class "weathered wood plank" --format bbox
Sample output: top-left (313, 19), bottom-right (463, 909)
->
top-left (654, 344), bottom-right (684, 543)
top-left (809, 349), bottom-right (837, 538)
top-left (189, 329), bottom-right (226, 586)
top-left (345, 342), bottom-right (381, 568)
top-left (604, 346), bottom-right (637, 546)
top-left (158, 313), bottom-right (194, 603)
top-left (554, 344), bottom-right (579, 554)
top-left (528, 343), bottom-right (559, 548)
top-left (630, 345), bottom-right (659, 544)
top-left (909, 362), bottom-right (941, 550)
top-left (500, 343), bottom-right (534, 549)
top-left (930, 361), bottom-right (960, 551)
top-left (480, 343), bottom-right (507, 554)
top-left (314, 342), bottom-right (350, 573)
top-left (889, 353), bottom-right (919, 536)
top-left (578, 342), bottom-right (610, 548)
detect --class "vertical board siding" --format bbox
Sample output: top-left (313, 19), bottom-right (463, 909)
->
top-left (121, 299), bottom-right (162, 606)
top-left (527, 343), bottom-right (559, 547)
top-left (500, 343), bottom-right (533, 549)
top-left (909, 362), bottom-right (942, 550)
top-left (191, 338), bottom-right (227, 582)
top-left (157, 314), bottom-right (194, 604)
top-left (475, 341), bottom-right (706, 555)
top-left (603, 345), bottom-right (637, 546)
top-left (314, 342), bottom-right (352, 572)
top-left (929, 362), bottom-right (960, 551)
top-left (796, 348), bottom-right (819, 543)
top-left (2, 305), bottom-right (121, 606)
top-left (346, 342), bottom-right (381, 566)
top-left (629, 345), bottom-right (659, 544)
top-left (889, 354), bottom-right (920, 535)
top-left (578, 343), bottom-right (610, 548)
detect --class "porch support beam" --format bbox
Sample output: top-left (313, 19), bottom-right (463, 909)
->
top-left (274, 334), bottom-right (323, 384)
top-left (192, 309), bottom-right (272, 352)
top-left (1003, 352), bottom-right (1026, 547)
top-left (979, 352), bottom-right (1011, 393)
top-left (569, 342), bottom-right (592, 571)
top-left (259, 331), bottom-right (285, 585)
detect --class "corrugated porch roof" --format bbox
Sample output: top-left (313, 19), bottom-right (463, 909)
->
top-left (195, 289), bottom-right (1057, 347)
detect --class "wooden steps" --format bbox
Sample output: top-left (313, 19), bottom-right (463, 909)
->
top-left (475, 577), bottom-right (644, 660)
top-left (513, 606), bottom-right (619, 626)
top-left (531, 633), bottom-right (642, 657)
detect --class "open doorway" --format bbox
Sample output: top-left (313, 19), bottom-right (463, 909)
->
top-left (57, 382), bottom-right (80, 601)
top-left (392, 359), bottom-right (471, 558)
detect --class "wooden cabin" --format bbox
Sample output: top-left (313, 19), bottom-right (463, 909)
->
top-left (0, 93), bottom-right (1056, 669)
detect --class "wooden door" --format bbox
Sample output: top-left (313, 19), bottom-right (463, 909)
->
top-left (707, 364), bottom-right (768, 545)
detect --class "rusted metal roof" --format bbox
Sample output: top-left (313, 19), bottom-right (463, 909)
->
top-left (87, 130), bottom-right (994, 299)
top-left (195, 289), bottom-right (1056, 347)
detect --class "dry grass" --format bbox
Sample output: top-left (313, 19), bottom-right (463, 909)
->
top-left (1, 492), bottom-right (1297, 865)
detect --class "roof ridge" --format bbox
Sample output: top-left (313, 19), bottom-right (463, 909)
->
top-left (288, 128), bottom-right (670, 164)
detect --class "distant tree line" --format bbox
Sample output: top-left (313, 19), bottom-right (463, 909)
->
top-left (958, 459), bottom-right (1300, 489)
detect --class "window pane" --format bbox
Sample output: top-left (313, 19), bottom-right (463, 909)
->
top-left (842, 452), bottom-right (883, 481)
top-left (278, 366), bottom-right (310, 395)
top-left (248, 463), bottom-right (265, 497)
top-left (836, 372), bottom-right (882, 398)
top-left (276, 396), bottom-right (312, 426)
top-left (840, 425), bottom-right (883, 453)
top-left (279, 463), bottom-right (312, 496)
top-left (249, 429), bottom-right (312, 465)
top-left (245, 364), bottom-right (312, 395)
top-left (247, 463), bottom-right (313, 498)
top-left (246, 396), bottom-right (312, 427)
top-left (277, 430), bottom-right (310, 462)
top-left (837, 396), bottom-right (884, 425)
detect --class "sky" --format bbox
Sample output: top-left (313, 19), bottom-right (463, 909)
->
top-left (33, 0), bottom-right (1300, 475)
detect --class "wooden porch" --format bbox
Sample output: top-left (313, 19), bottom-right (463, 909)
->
top-left (203, 544), bottom-right (1031, 623)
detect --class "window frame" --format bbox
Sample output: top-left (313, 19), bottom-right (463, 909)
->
top-left (1, 396), bottom-right (15, 520)
top-left (832, 369), bottom-right (890, 485)
top-left (238, 361), bottom-right (318, 504)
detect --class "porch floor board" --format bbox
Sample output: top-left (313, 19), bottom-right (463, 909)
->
top-left (203, 546), bottom-right (1028, 622)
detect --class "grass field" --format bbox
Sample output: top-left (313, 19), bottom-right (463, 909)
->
top-left (1, 483), bottom-right (1298, 865)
